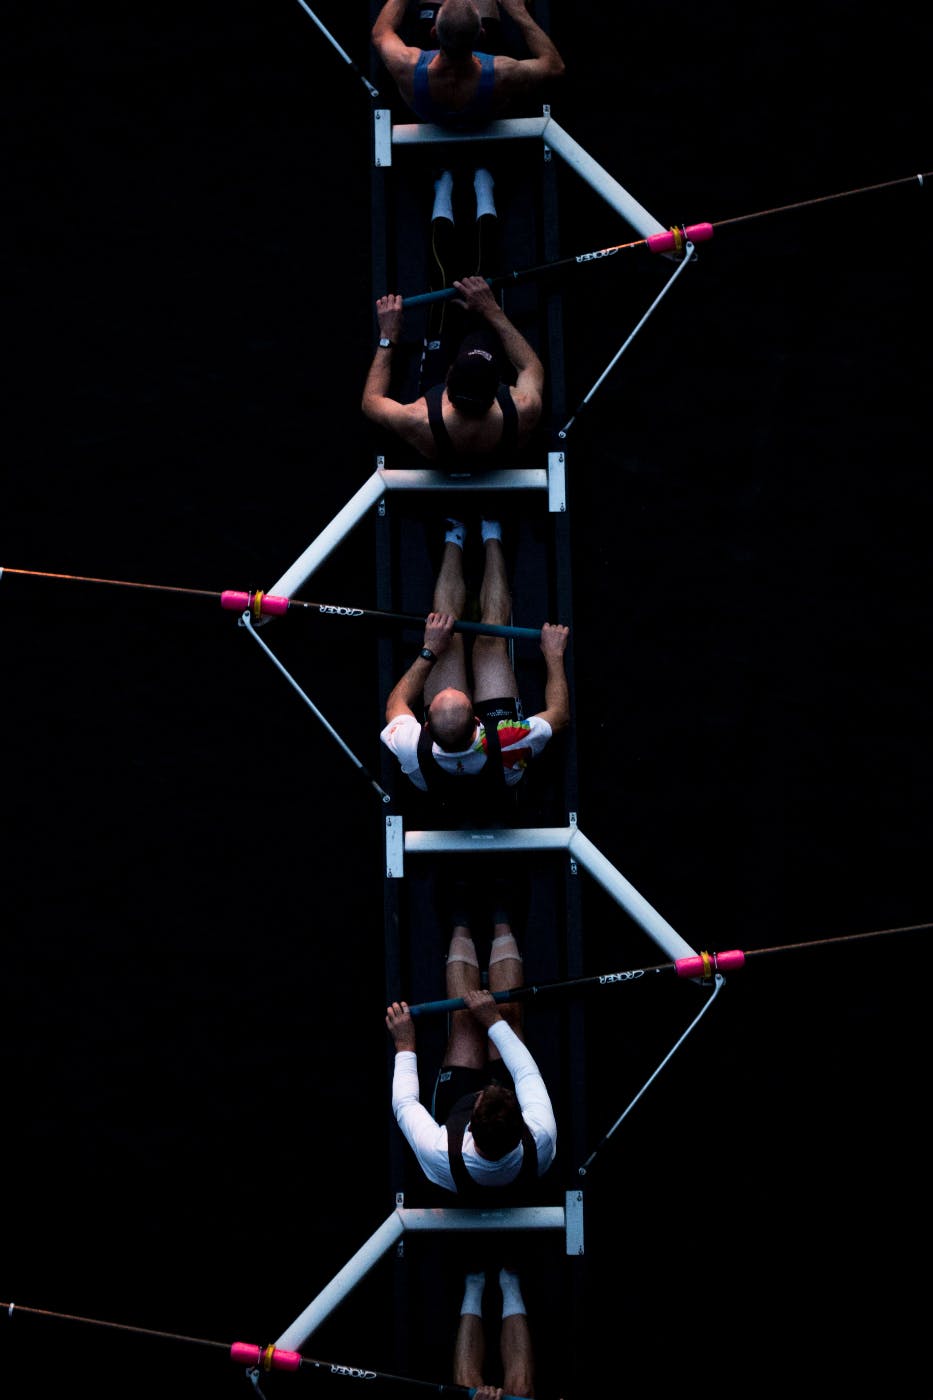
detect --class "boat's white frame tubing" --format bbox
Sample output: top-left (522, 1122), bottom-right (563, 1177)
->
top-left (273, 1211), bottom-right (405, 1351)
top-left (274, 1204), bottom-right (569, 1351)
top-left (268, 467), bottom-right (554, 600)
top-left (383, 113), bottom-right (666, 240)
top-left (395, 821), bottom-right (695, 962)
top-left (378, 466), bottom-right (549, 492)
top-left (268, 471), bottom-right (385, 599)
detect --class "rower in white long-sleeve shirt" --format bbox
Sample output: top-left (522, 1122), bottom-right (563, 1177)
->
top-left (385, 884), bottom-right (556, 1197)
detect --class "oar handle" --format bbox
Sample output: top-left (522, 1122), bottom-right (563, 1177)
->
top-left (402, 286), bottom-right (459, 308)
top-left (410, 989), bottom-right (525, 1018)
top-left (454, 619), bottom-right (542, 641)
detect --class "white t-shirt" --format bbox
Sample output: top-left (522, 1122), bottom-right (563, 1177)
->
top-left (380, 712), bottom-right (553, 791)
top-left (391, 1020), bottom-right (558, 1193)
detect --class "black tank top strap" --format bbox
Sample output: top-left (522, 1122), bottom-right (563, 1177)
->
top-left (446, 1092), bottom-right (478, 1195)
top-left (446, 1090), bottom-right (539, 1199)
top-left (416, 720), bottom-right (505, 796)
top-left (425, 383), bottom-right (456, 464)
top-left (427, 381), bottom-right (516, 465)
top-left (495, 383), bottom-right (518, 458)
top-left (416, 721), bottom-right (446, 795)
top-left (482, 712), bottom-right (504, 781)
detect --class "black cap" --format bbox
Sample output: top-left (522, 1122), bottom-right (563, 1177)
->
top-left (447, 348), bottom-right (498, 416)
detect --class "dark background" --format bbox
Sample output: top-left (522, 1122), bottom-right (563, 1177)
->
top-left (4, 2), bottom-right (931, 1396)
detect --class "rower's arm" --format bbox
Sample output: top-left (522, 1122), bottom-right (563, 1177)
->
top-left (385, 652), bottom-right (437, 722)
top-left (535, 623), bottom-right (571, 734)
top-left (484, 304), bottom-right (545, 403)
top-left (362, 342), bottom-right (419, 440)
top-left (371, 0), bottom-right (420, 81)
top-left (496, 0), bottom-right (566, 86)
top-left (362, 340), bottom-right (399, 419)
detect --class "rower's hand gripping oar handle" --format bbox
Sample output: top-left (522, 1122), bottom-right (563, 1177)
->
top-left (410, 988), bottom-right (526, 1018)
top-left (402, 281), bottom-right (489, 309)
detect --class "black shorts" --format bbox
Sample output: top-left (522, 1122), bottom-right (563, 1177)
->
top-left (476, 696), bottom-right (525, 725)
top-left (432, 1062), bottom-right (515, 1125)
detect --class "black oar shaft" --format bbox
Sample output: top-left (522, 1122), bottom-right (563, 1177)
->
top-left (403, 241), bottom-right (640, 308)
top-left (283, 598), bottom-right (543, 641)
top-left (409, 963), bottom-right (676, 1017)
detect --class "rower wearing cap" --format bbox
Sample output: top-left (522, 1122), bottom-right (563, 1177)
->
top-left (362, 274), bottom-right (544, 467)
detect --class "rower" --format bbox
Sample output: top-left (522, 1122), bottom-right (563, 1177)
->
top-left (371, 0), bottom-right (565, 129)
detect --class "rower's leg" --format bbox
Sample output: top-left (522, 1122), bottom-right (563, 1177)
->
top-left (452, 1306), bottom-right (487, 1389)
top-left (500, 1307), bottom-right (535, 1398)
top-left (425, 524), bottom-right (469, 705)
top-left (472, 527), bottom-right (520, 704)
top-left (486, 913), bottom-right (523, 1051)
top-left (473, 168), bottom-right (498, 280)
top-left (442, 920), bottom-right (487, 1068)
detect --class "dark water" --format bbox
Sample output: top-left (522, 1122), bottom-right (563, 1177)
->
top-left (4, 3), bottom-right (931, 1396)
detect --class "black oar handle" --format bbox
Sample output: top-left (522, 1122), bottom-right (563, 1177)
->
top-left (408, 966), bottom-right (678, 1018)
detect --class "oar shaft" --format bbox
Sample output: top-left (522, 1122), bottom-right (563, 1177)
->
top-left (222, 592), bottom-right (543, 640)
top-left (408, 964), bottom-right (678, 1017)
top-left (293, 602), bottom-right (541, 641)
top-left (402, 240), bottom-right (642, 309)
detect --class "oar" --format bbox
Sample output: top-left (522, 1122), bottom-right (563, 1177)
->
top-left (401, 169), bottom-right (930, 308)
top-left (405, 922), bottom-right (930, 1016)
top-left (2, 1301), bottom-right (527, 1398)
top-left (1, 568), bottom-right (544, 640)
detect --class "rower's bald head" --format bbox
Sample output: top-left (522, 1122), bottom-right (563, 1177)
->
top-left (435, 0), bottom-right (483, 59)
top-left (426, 688), bottom-right (476, 751)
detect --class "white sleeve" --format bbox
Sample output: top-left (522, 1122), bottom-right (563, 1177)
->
top-left (390, 1050), bottom-right (455, 1192)
top-left (487, 1021), bottom-right (557, 1172)
top-left (526, 714), bottom-right (553, 750)
top-left (380, 714), bottom-right (428, 787)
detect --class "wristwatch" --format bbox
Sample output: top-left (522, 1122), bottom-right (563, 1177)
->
top-left (378, 336), bottom-right (396, 349)
top-left (418, 647), bottom-right (437, 664)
